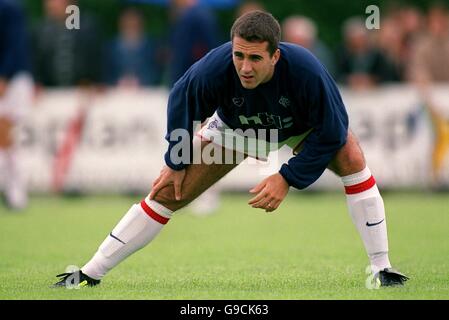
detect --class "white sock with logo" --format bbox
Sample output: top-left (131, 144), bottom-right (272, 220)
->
top-left (81, 197), bottom-right (173, 280)
top-left (342, 166), bottom-right (391, 273)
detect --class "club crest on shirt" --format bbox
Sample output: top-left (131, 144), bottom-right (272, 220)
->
top-left (279, 96), bottom-right (290, 108)
top-left (232, 97), bottom-right (245, 107)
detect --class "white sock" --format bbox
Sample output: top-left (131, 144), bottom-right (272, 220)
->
top-left (81, 197), bottom-right (173, 280)
top-left (342, 166), bottom-right (391, 274)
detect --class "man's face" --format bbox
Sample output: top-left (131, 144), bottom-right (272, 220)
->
top-left (232, 36), bottom-right (280, 89)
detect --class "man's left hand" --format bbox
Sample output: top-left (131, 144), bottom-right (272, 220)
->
top-left (248, 173), bottom-right (289, 212)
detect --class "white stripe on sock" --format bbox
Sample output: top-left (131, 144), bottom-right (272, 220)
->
top-left (341, 166), bottom-right (371, 186)
top-left (144, 196), bottom-right (173, 219)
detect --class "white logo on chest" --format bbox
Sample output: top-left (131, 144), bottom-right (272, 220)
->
top-left (239, 113), bottom-right (293, 129)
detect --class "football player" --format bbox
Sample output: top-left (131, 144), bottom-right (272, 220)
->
top-left (55, 11), bottom-right (408, 288)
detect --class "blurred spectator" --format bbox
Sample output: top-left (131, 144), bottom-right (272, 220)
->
top-left (0, 0), bottom-right (34, 210)
top-left (104, 7), bottom-right (162, 87)
top-left (337, 17), bottom-right (393, 89)
top-left (375, 16), bottom-right (404, 82)
top-left (397, 6), bottom-right (424, 61)
top-left (235, 0), bottom-right (265, 17)
top-left (406, 3), bottom-right (449, 187)
top-left (168, 0), bottom-right (221, 87)
top-left (282, 15), bottom-right (336, 77)
top-left (33, 0), bottom-right (102, 87)
top-left (374, 5), bottom-right (424, 83)
top-left (408, 3), bottom-right (449, 84)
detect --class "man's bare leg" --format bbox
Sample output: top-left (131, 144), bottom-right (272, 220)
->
top-left (328, 130), bottom-right (392, 274)
top-left (80, 141), bottom-right (245, 281)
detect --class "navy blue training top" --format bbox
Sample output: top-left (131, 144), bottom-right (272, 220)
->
top-left (165, 41), bottom-right (348, 190)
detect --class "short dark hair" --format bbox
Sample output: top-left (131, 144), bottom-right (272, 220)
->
top-left (230, 10), bottom-right (281, 56)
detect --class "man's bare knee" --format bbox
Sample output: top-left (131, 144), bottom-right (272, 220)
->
top-left (329, 131), bottom-right (366, 177)
top-left (151, 185), bottom-right (193, 212)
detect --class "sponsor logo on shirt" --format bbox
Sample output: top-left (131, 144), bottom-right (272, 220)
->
top-left (207, 119), bottom-right (219, 130)
top-left (239, 113), bottom-right (293, 129)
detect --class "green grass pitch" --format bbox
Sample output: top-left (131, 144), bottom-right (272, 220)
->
top-left (1, 192), bottom-right (448, 299)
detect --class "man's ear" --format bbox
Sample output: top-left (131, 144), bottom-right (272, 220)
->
top-left (272, 48), bottom-right (281, 65)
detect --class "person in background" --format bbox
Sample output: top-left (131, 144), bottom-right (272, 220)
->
top-left (374, 15), bottom-right (405, 82)
top-left (0, 0), bottom-right (34, 210)
top-left (407, 3), bottom-right (449, 186)
top-left (282, 15), bottom-right (336, 77)
top-left (104, 7), bottom-right (162, 87)
top-left (235, 0), bottom-right (265, 18)
top-left (336, 17), bottom-right (390, 89)
top-left (33, 0), bottom-right (102, 87)
top-left (168, 0), bottom-right (221, 87)
top-left (408, 3), bottom-right (449, 84)
top-left (397, 5), bottom-right (424, 65)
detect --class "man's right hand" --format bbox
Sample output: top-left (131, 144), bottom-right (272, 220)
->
top-left (149, 166), bottom-right (186, 201)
